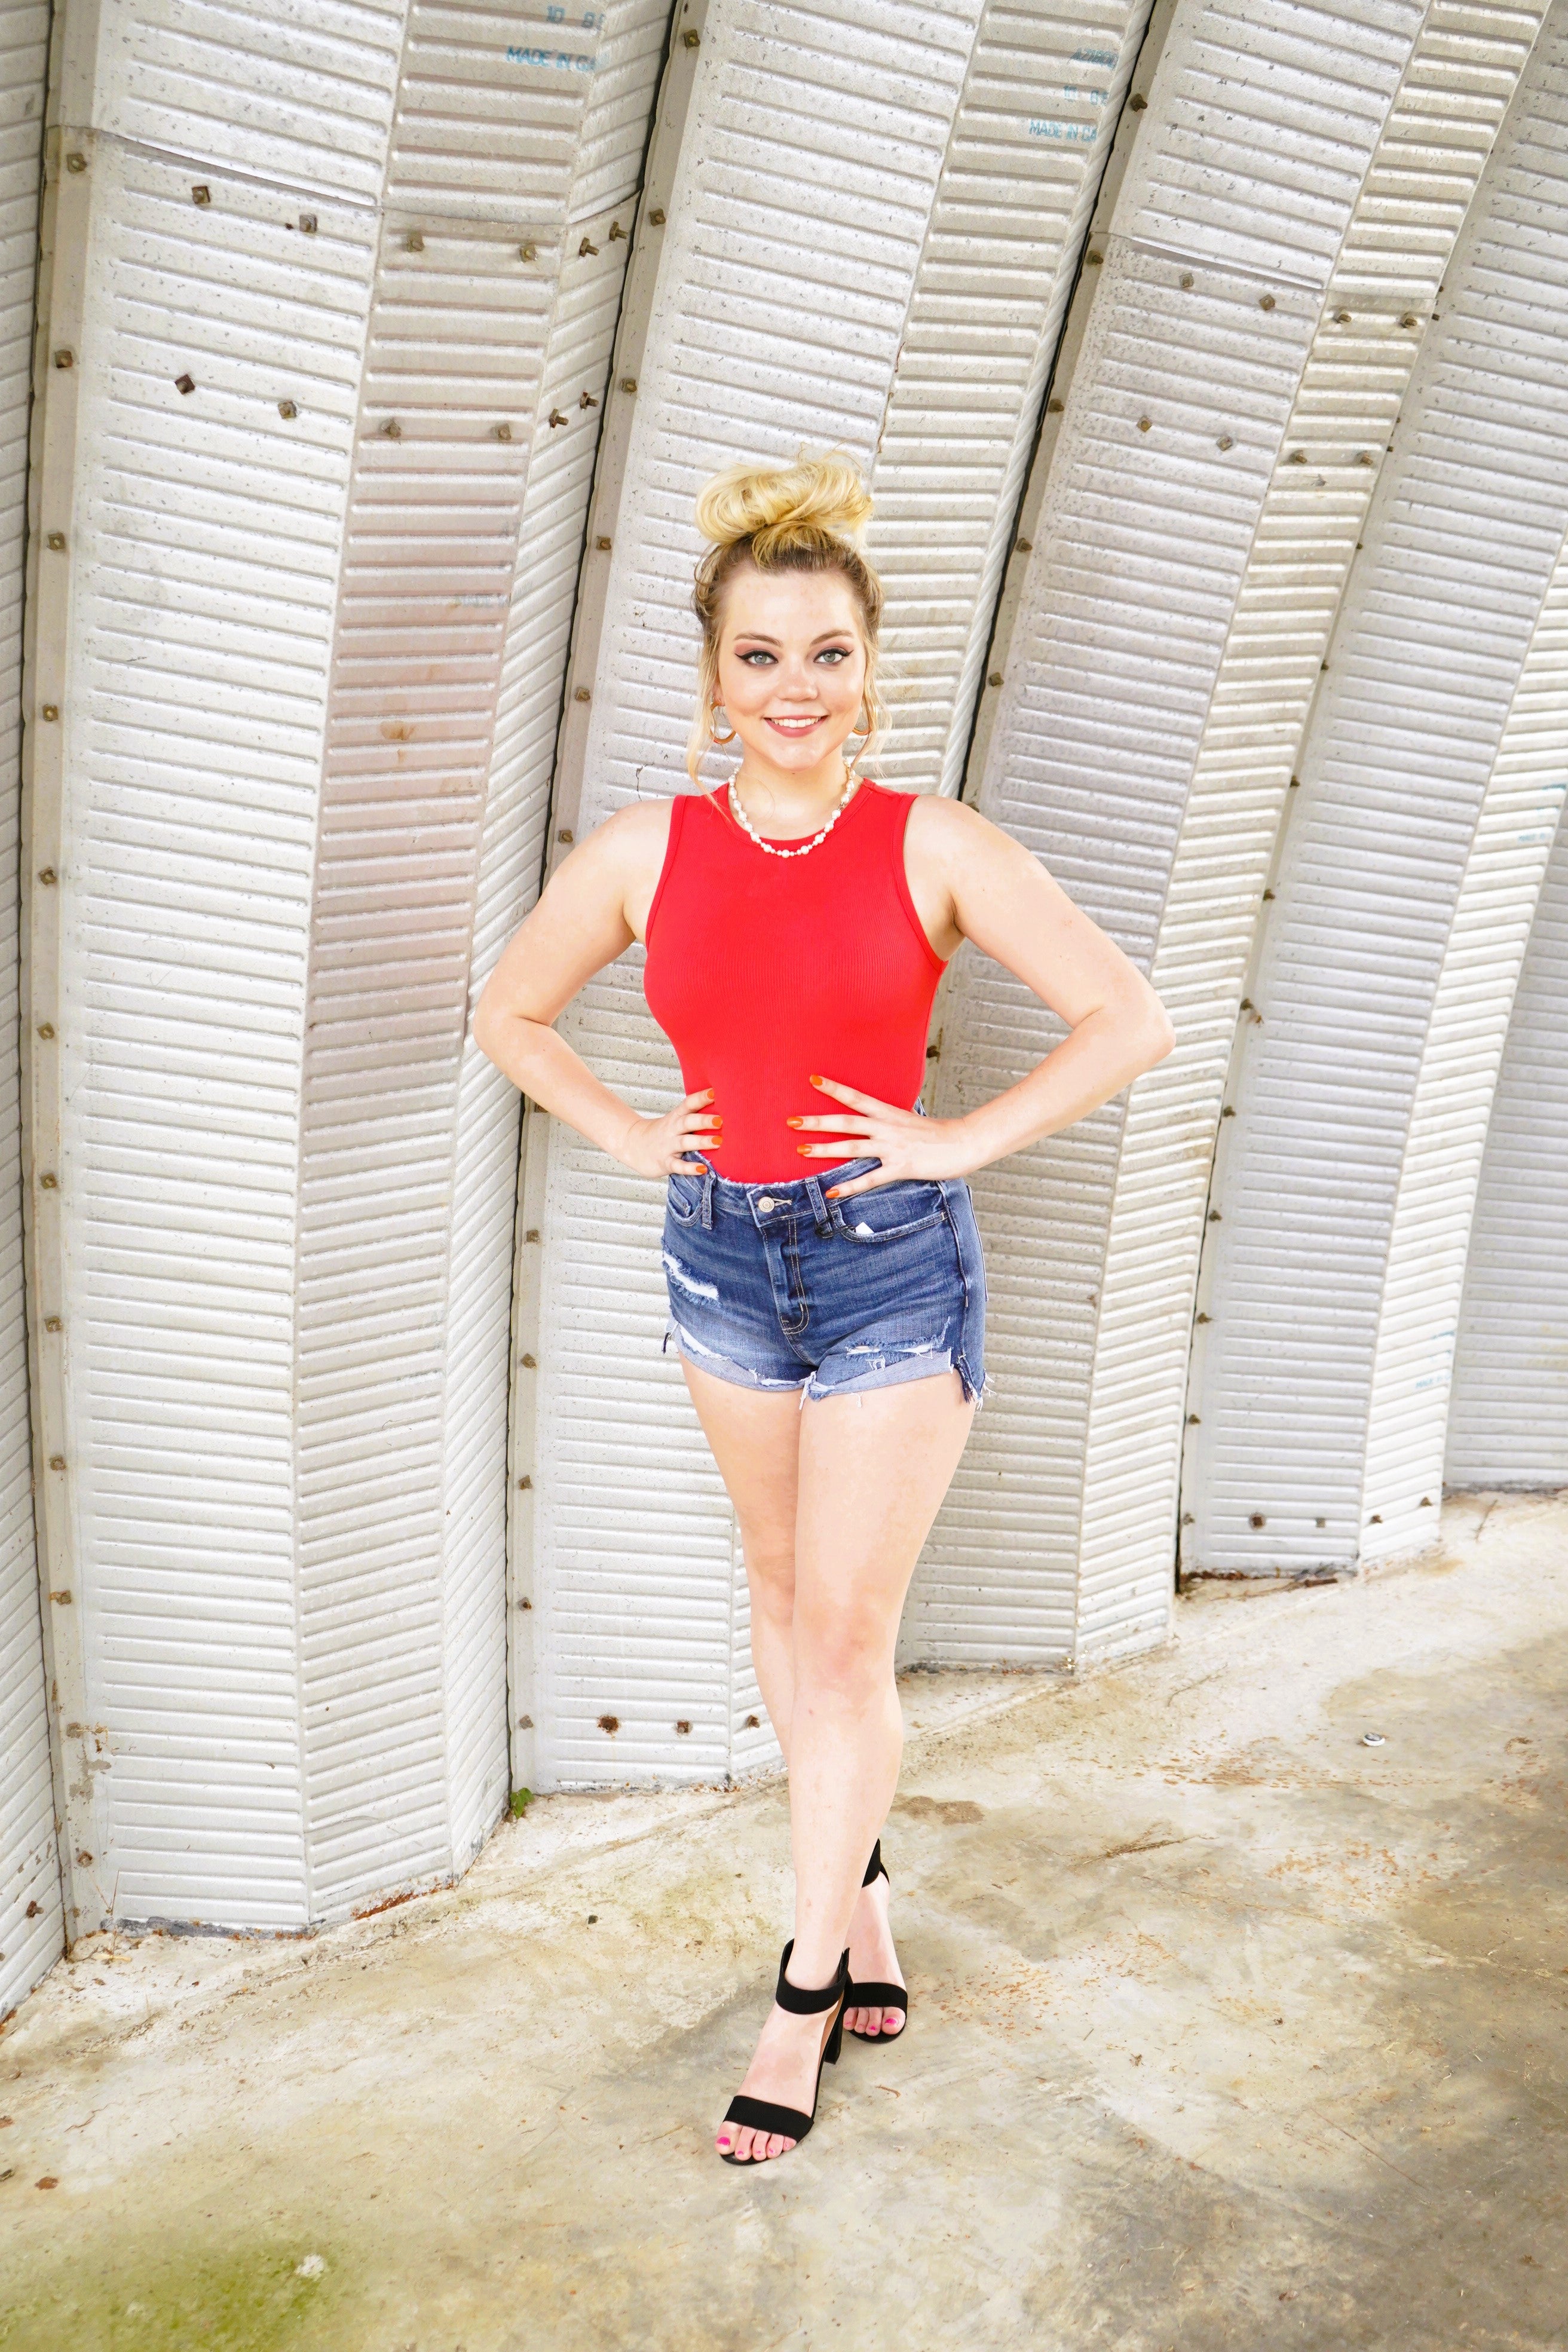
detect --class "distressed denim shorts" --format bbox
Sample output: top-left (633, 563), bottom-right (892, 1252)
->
top-left (662, 1156), bottom-right (987, 1405)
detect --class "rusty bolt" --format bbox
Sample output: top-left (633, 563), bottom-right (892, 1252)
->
top-left (675, 1719), bottom-right (691, 1734)
top-left (300, 214), bottom-right (317, 234)
top-left (1137, 416), bottom-right (1152, 433)
top-left (175, 374), bottom-right (195, 395)
top-left (278, 399), bottom-right (298, 419)
top-left (619, 376), bottom-right (638, 394)
top-left (598, 1713), bottom-right (620, 1732)
top-left (36, 1024), bottom-right (54, 1040)
top-left (46, 532), bottom-right (65, 551)
top-left (41, 703), bottom-right (58, 720)
top-left (596, 535), bottom-right (611, 552)
top-left (40, 1173), bottom-right (57, 1189)
top-left (1015, 536), bottom-right (1031, 553)
top-left (53, 1591), bottom-right (73, 1605)
top-left (379, 418), bottom-right (402, 439)
top-left (404, 230), bottom-right (424, 252)
top-left (1259, 293), bottom-right (1276, 311)
top-left (558, 829), bottom-right (574, 844)
top-left (648, 207), bottom-right (666, 226)
top-left (574, 687), bottom-right (590, 703)
top-left (1249, 1512), bottom-right (1266, 1529)
top-left (520, 241), bottom-right (536, 261)
top-left (520, 1352), bottom-right (537, 1369)
top-left (37, 868), bottom-right (57, 886)
top-left (517, 1474), bottom-right (532, 1489)
top-left (1217, 435), bottom-right (1233, 451)
top-left (578, 235), bottom-right (598, 257)
top-left (578, 390), bottom-right (598, 410)
top-left (1129, 92), bottom-right (1147, 111)
top-left (548, 408), bottom-right (568, 427)
top-left (987, 670), bottom-right (1003, 687)
top-left (192, 184), bottom-right (210, 205)
top-left (1334, 308), bottom-right (1351, 323)
top-left (48, 1454), bottom-right (65, 1471)
top-left (1400, 313), bottom-right (1417, 329)
top-left (525, 1229), bottom-right (540, 1243)
top-left (44, 1316), bottom-right (61, 1332)
top-left (65, 153), bottom-right (86, 173)
top-left (745, 1714), bottom-right (760, 1728)
top-left (608, 220), bottom-right (625, 241)
top-left (682, 26), bottom-right (700, 44)
top-left (1086, 250), bottom-right (1103, 265)
top-left (53, 349), bottom-right (73, 370)
top-left (493, 421), bottom-right (512, 442)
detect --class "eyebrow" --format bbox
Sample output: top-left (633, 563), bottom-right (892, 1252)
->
top-left (730, 629), bottom-right (856, 647)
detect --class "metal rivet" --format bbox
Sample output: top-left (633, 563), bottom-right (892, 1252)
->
top-left (299, 214), bottom-right (317, 235)
top-left (1129, 92), bottom-right (1147, 111)
top-left (1240, 998), bottom-right (1254, 1012)
top-left (175, 374), bottom-right (195, 395)
top-left (1369, 1513), bottom-right (1382, 1524)
top-left (520, 241), bottom-right (536, 260)
top-left (1180, 272), bottom-right (1193, 289)
top-left (1259, 293), bottom-right (1276, 310)
top-left (40, 1173), bottom-right (57, 1188)
top-left (380, 418), bottom-right (402, 439)
top-left (405, 230), bottom-right (424, 252)
top-left (548, 408), bottom-right (568, 427)
top-left (578, 235), bottom-right (598, 257)
top-left (675, 1719), bottom-right (691, 1734)
top-left (558, 828), bottom-right (574, 843)
top-left (1046, 397), bottom-right (1063, 413)
top-left (38, 868), bottom-right (57, 886)
top-left (1262, 887), bottom-right (1274, 901)
top-left (36, 1024), bottom-right (54, 1040)
top-left (574, 687), bottom-right (590, 703)
top-left (54, 1592), bottom-right (74, 1607)
top-left (1286, 449), bottom-right (1306, 464)
top-left (599, 1714), bottom-right (620, 1732)
top-left (987, 670), bottom-right (1003, 687)
top-left (1195, 1312), bottom-right (1210, 1325)
top-left (1206, 1209), bottom-right (1221, 1222)
top-left (517, 1475), bottom-right (532, 1489)
top-left (46, 532), bottom-right (65, 551)
top-left (517, 1713), bottom-right (533, 1728)
top-left (494, 421), bottom-right (512, 442)
top-left (1355, 450), bottom-right (1373, 466)
top-left (1221, 1104), bottom-right (1235, 1117)
top-left (53, 349), bottom-right (72, 370)
top-left (44, 1315), bottom-right (61, 1332)
top-left (1137, 416), bottom-right (1152, 432)
top-left (1015, 536), bottom-right (1031, 553)
top-left (1186, 1413), bottom-right (1200, 1426)
top-left (745, 1713), bottom-right (760, 1729)
top-left (65, 152), bottom-right (86, 173)
top-left (648, 207), bottom-right (666, 226)
top-left (1334, 308), bottom-right (1351, 324)
top-left (682, 25), bottom-right (700, 44)
top-left (525, 1228), bottom-right (541, 1243)
top-left (1086, 250), bottom-right (1102, 265)
top-left (1420, 1496), bottom-right (1432, 1507)
top-left (278, 399), bottom-right (298, 419)
top-left (41, 704), bottom-right (58, 721)
top-left (619, 376), bottom-right (638, 394)
top-left (1249, 1512), bottom-right (1265, 1529)
top-left (1400, 312), bottom-right (1418, 329)
top-left (191, 184), bottom-right (210, 205)
top-left (519, 1597), bottom-right (532, 1610)
top-left (48, 1454), bottom-right (65, 1471)
top-left (520, 1352), bottom-right (537, 1369)
top-left (596, 535), bottom-right (612, 552)
top-left (1217, 434), bottom-right (1233, 451)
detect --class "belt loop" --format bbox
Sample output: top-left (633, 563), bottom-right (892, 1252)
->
top-left (804, 1173), bottom-right (831, 1236)
top-left (700, 1163), bottom-right (715, 1230)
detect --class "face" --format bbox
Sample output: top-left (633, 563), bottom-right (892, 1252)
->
top-left (713, 564), bottom-right (868, 777)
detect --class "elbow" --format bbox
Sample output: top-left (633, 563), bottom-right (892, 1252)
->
top-left (1134, 984), bottom-right (1176, 1071)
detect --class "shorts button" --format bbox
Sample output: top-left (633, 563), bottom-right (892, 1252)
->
top-left (757, 1196), bottom-right (776, 1213)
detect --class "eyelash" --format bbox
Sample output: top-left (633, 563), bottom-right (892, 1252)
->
top-left (739, 647), bottom-right (850, 666)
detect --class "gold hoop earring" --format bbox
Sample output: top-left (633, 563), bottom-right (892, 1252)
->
top-left (709, 703), bottom-right (738, 746)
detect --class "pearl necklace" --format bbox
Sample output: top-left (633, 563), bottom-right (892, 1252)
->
top-left (727, 771), bottom-right (858, 860)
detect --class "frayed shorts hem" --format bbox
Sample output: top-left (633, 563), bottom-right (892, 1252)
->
top-left (666, 1325), bottom-right (985, 1407)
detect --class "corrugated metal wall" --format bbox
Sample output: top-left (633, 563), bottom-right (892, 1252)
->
top-left (0, 0), bottom-right (54, 2025)
top-left (7, 0), bottom-right (1568, 1999)
top-left (1187, 8), bottom-right (1568, 1572)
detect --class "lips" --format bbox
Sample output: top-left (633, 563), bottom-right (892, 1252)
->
top-left (765, 715), bottom-right (823, 735)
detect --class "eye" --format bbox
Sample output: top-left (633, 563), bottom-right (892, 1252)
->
top-left (815, 645), bottom-right (852, 665)
top-left (739, 648), bottom-right (776, 666)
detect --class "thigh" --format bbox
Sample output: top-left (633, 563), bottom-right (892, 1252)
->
top-left (793, 1370), bottom-right (975, 1647)
top-left (680, 1359), bottom-right (803, 1558)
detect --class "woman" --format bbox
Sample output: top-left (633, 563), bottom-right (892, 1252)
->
top-left (474, 452), bottom-right (1173, 2166)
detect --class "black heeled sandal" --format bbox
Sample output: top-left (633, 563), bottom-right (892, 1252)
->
top-left (718, 1941), bottom-right (848, 2164)
top-left (844, 1839), bottom-right (909, 2043)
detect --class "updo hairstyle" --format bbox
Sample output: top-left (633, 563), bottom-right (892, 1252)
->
top-left (687, 451), bottom-right (886, 782)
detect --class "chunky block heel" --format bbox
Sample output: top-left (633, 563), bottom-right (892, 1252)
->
top-left (844, 1839), bottom-right (909, 2042)
top-left (718, 1941), bottom-right (849, 2163)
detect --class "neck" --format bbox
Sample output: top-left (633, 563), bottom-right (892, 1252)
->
top-left (730, 750), bottom-right (855, 836)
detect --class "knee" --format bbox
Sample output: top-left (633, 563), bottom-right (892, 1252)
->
top-left (742, 1530), bottom-right (795, 1627)
top-left (795, 1603), bottom-right (893, 1701)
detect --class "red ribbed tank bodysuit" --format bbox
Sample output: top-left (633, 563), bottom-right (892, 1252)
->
top-left (642, 780), bottom-right (945, 1182)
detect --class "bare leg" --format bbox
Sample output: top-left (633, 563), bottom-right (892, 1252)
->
top-left (684, 1362), bottom-right (974, 2163)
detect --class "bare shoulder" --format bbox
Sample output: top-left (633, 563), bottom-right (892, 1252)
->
top-left (903, 790), bottom-right (1030, 874)
top-left (582, 794), bottom-right (676, 867)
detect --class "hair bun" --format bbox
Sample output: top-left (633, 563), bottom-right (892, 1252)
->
top-left (694, 449), bottom-right (872, 561)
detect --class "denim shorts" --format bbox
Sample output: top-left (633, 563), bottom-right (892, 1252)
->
top-left (661, 1156), bottom-right (987, 1405)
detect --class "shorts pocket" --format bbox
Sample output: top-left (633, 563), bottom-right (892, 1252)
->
top-left (831, 1180), bottom-right (946, 1245)
top-left (666, 1172), bottom-right (702, 1226)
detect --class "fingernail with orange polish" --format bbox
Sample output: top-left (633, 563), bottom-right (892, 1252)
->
top-left (786, 1117), bottom-right (803, 1128)
top-left (809, 1074), bottom-right (823, 1086)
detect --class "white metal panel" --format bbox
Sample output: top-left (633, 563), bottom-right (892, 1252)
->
top-left (918, 0), bottom-right (1428, 1665)
top-left (295, 4), bottom-right (668, 1915)
top-left (1361, 533), bottom-right (1568, 1552)
top-left (0, 0), bottom-right (57, 2021)
top-left (869, 0), bottom-right (1152, 797)
top-left (532, 0), bottom-right (991, 1789)
top-left (1447, 785), bottom-right (1568, 1484)
top-left (1117, 0), bottom-right (1545, 1611)
top-left (52, 139), bottom-right (379, 1929)
top-left (1189, 14), bottom-right (1568, 1573)
top-left (89, 0), bottom-right (408, 201)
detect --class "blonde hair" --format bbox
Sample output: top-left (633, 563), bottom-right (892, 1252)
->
top-left (686, 451), bottom-right (885, 782)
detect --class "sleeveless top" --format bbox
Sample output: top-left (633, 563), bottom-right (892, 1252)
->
top-left (642, 780), bottom-right (946, 1182)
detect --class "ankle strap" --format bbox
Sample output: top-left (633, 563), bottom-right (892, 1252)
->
top-left (774, 1940), bottom-right (847, 2014)
top-left (862, 1839), bottom-right (885, 1888)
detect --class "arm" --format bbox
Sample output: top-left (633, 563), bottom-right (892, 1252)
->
top-left (795, 797), bottom-right (1174, 1197)
top-left (471, 803), bottom-right (720, 1177)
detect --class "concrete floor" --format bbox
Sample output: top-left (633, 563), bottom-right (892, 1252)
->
top-left (2, 1493), bottom-right (1566, 2352)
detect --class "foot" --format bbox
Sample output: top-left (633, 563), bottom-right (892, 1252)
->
top-left (715, 1986), bottom-right (842, 2163)
top-left (843, 1869), bottom-right (905, 2039)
